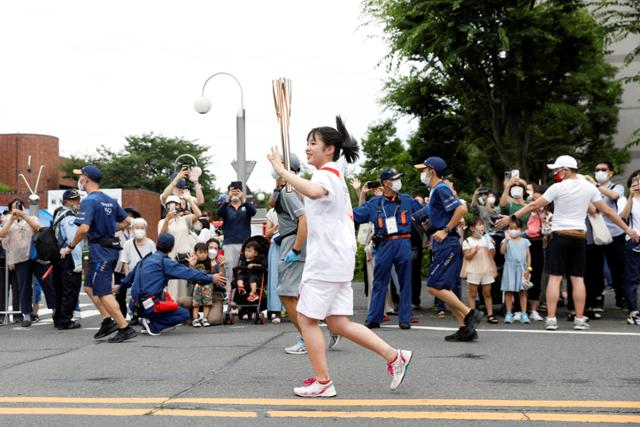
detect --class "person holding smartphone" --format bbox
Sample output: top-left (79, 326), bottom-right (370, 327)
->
top-left (620, 170), bottom-right (640, 326)
top-left (160, 165), bottom-right (205, 210)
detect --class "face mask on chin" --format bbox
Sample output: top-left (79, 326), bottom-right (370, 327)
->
top-left (554, 169), bottom-right (565, 182)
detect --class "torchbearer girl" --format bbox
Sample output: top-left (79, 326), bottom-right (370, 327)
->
top-left (267, 116), bottom-right (412, 398)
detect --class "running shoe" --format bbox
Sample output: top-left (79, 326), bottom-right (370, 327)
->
top-left (293, 378), bottom-right (336, 398)
top-left (108, 326), bottom-right (137, 343)
top-left (285, 338), bottom-right (307, 355)
top-left (626, 311), bottom-right (640, 326)
top-left (192, 318), bottom-right (202, 328)
top-left (529, 311), bottom-right (543, 322)
top-left (328, 332), bottom-right (341, 350)
top-left (444, 327), bottom-right (478, 342)
top-left (545, 316), bottom-right (558, 331)
top-left (520, 312), bottom-right (530, 324)
top-left (573, 316), bottom-right (590, 330)
top-left (387, 349), bottom-right (412, 390)
top-left (201, 318), bottom-right (210, 327)
top-left (140, 318), bottom-right (160, 336)
top-left (464, 308), bottom-right (483, 333)
top-left (504, 312), bottom-right (514, 324)
top-left (94, 318), bottom-right (118, 339)
top-left (513, 312), bottom-right (522, 323)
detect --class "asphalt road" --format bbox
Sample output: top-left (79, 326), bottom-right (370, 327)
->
top-left (0, 283), bottom-right (639, 426)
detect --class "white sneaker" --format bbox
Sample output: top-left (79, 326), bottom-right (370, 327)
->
top-left (293, 378), bottom-right (337, 398)
top-left (545, 316), bottom-right (558, 331)
top-left (285, 339), bottom-right (307, 355)
top-left (140, 318), bottom-right (160, 336)
top-left (328, 332), bottom-right (341, 350)
top-left (573, 316), bottom-right (590, 330)
top-left (627, 311), bottom-right (640, 326)
top-left (201, 318), bottom-right (210, 327)
top-left (513, 312), bottom-right (522, 323)
top-left (387, 349), bottom-right (412, 390)
top-left (192, 318), bottom-right (202, 328)
top-left (529, 310), bottom-right (543, 322)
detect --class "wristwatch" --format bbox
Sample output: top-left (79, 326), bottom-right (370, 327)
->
top-left (443, 226), bottom-right (451, 234)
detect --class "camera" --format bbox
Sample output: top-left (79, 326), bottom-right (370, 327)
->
top-left (175, 253), bottom-right (190, 264)
top-left (368, 180), bottom-right (381, 189)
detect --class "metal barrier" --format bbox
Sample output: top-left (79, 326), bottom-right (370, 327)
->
top-left (0, 255), bottom-right (21, 325)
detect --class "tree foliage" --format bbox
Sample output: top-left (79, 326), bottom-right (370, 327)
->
top-left (364, 0), bottom-right (628, 190)
top-left (61, 133), bottom-right (218, 206)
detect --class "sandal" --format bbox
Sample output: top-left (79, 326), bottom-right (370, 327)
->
top-left (487, 315), bottom-right (499, 324)
top-left (436, 310), bottom-right (446, 319)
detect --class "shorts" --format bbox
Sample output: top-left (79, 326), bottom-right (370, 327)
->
top-left (427, 245), bottom-right (463, 290)
top-left (85, 259), bottom-right (116, 297)
top-left (466, 274), bottom-right (495, 285)
top-left (545, 234), bottom-right (586, 277)
top-left (278, 260), bottom-right (304, 297)
top-left (297, 279), bottom-right (353, 320)
top-left (192, 284), bottom-right (213, 306)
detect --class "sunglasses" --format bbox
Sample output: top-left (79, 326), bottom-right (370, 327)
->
top-left (595, 168), bottom-right (609, 172)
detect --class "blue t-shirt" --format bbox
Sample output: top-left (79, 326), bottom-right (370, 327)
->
top-left (75, 191), bottom-right (128, 261)
top-left (428, 182), bottom-right (461, 250)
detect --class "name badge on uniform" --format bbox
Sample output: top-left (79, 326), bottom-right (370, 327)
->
top-left (385, 217), bottom-right (399, 234)
top-left (142, 298), bottom-right (154, 310)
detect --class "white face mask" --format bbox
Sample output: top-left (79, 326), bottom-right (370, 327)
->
top-left (510, 187), bottom-right (524, 199)
top-left (391, 180), bottom-right (402, 193)
top-left (509, 229), bottom-right (521, 238)
top-left (208, 249), bottom-right (218, 259)
top-left (133, 229), bottom-right (146, 240)
top-left (77, 178), bottom-right (85, 192)
top-left (487, 196), bottom-right (496, 206)
top-left (420, 171), bottom-right (429, 185)
top-left (595, 171), bottom-right (609, 184)
top-left (193, 223), bottom-right (203, 232)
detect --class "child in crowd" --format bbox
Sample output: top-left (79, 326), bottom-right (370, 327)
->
top-left (206, 238), bottom-right (225, 275)
top-left (191, 243), bottom-right (213, 327)
top-left (500, 218), bottom-right (532, 324)
top-left (461, 217), bottom-right (499, 324)
top-left (233, 241), bottom-right (266, 302)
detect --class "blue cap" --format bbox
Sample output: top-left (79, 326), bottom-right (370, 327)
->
top-left (380, 167), bottom-right (404, 181)
top-left (62, 189), bottom-right (80, 200)
top-left (415, 156), bottom-right (447, 174)
top-left (73, 165), bottom-right (102, 183)
top-left (156, 233), bottom-right (175, 253)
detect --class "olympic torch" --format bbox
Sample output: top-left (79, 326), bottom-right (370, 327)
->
top-left (272, 77), bottom-right (293, 192)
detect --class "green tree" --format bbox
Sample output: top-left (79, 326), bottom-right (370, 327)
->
top-left (62, 133), bottom-right (218, 208)
top-left (365, 0), bottom-right (627, 188)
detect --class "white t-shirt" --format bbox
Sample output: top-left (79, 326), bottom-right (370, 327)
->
top-left (302, 162), bottom-right (356, 282)
top-left (462, 235), bottom-right (494, 251)
top-left (627, 197), bottom-right (640, 241)
top-left (198, 227), bottom-right (215, 243)
top-left (120, 238), bottom-right (156, 270)
top-left (542, 179), bottom-right (602, 231)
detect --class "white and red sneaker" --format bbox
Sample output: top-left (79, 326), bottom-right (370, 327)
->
top-left (293, 378), bottom-right (337, 398)
top-left (387, 349), bottom-right (412, 390)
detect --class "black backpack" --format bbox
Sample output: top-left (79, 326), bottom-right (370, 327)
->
top-left (34, 210), bottom-right (75, 262)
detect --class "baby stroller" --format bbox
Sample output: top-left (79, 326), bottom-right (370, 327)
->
top-left (224, 235), bottom-right (270, 324)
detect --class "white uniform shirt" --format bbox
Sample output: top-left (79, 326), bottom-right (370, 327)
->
top-left (302, 162), bottom-right (356, 282)
top-left (542, 179), bottom-right (602, 232)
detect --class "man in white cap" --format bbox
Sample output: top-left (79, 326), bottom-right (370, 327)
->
top-left (497, 155), bottom-right (639, 331)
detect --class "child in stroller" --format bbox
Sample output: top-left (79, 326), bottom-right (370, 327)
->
top-left (227, 236), bottom-right (270, 323)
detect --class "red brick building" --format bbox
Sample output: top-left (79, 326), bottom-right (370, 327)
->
top-left (0, 133), bottom-right (161, 238)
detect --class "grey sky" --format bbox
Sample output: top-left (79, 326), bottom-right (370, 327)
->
top-left (1, 0), bottom-right (414, 193)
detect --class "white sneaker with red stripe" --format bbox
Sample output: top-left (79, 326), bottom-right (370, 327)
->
top-left (293, 378), bottom-right (337, 398)
top-left (388, 349), bottom-right (412, 390)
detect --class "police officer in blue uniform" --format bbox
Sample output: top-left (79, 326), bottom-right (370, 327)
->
top-left (353, 168), bottom-right (423, 329)
top-left (61, 165), bottom-right (135, 343)
top-left (416, 157), bottom-right (483, 341)
top-left (126, 233), bottom-right (226, 335)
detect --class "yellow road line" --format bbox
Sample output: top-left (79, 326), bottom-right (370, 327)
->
top-left (2, 396), bottom-right (638, 409)
top-left (0, 407), bottom-right (638, 423)
top-left (268, 411), bottom-right (640, 423)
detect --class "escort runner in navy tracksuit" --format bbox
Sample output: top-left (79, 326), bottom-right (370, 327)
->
top-left (353, 168), bottom-right (423, 329)
top-left (127, 233), bottom-right (221, 335)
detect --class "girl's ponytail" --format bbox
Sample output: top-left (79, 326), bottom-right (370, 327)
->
top-left (306, 115), bottom-right (360, 164)
top-left (335, 115), bottom-right (359, 164)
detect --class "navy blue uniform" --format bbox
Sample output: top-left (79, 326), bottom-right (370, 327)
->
top-left (75, 191), bottom-right (128, 296)
top-left (128, 251), bottom-right (214, 333)
top-left (353, 193), bottom-right (423, 325)
top-left (425, 183), bottom-right (463, 290)
top-left (216, 202), bottom-right (257, 245)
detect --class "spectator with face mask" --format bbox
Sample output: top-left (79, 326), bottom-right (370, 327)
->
top-left (500, 177), bottom-right (530, 231)
top-left (471, 187), bottom-right (501, 232)
top-left (160, 166), bottom-right (204, 210)
top-left (593, 161), bottom-right (627, 309)
top-left (120, 218), bottom-right (155, 275)
top-left (620, 170), bottom-right (640, 325)
top-left (216, 182), bottom-right (257, 289)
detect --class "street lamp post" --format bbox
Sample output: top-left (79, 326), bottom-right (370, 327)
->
top-left (194, 72), bottom-right (247, 193)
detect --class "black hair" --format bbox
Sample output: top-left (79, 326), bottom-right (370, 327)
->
top-left (245, 241), bottom-right (261, 252)
top-left (596, 161), bottom-right (614, 173)
top-left (194, 242), bottom-right (207, 253)
top-left (466, 216), bottom-right (484, 238)
top-left (530, 183), bottom-right (544, 194)
top-left (8, 198), bottom-right (24, 211)
top-left (199, 216), bottom-right (210, 229)
top-left (627, 169), bottom-right (640, 188)
top-left (509, 217), bottom-right (523, 228)
top-left (306, 115), bottom-right (359, 164)
top-left (206, 238), bottom-right (220, 249)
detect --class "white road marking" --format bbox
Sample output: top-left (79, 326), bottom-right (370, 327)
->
top-left (381, 324), bottom-right (640, 337)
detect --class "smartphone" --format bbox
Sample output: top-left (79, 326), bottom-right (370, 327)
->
top-left (368, 180), bottom-right (381, 189)
top-left (504, 171), bottom-right (512, 181)
top-left (511, 170), bottom-right (520, 180)
top-left (218, 248), bottom-right (225, 257)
